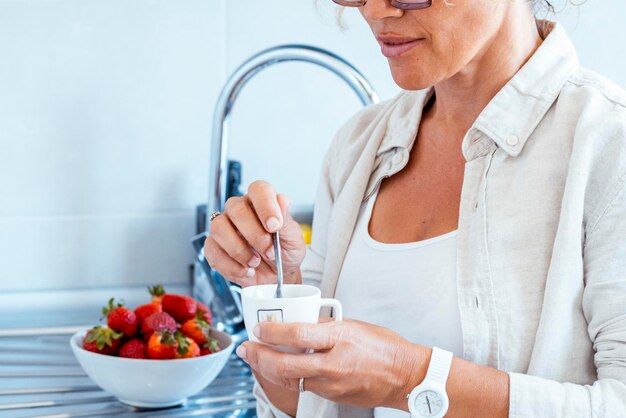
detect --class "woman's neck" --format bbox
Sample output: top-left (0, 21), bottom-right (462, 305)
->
top-left (429, 8), bottom-right (544, 134)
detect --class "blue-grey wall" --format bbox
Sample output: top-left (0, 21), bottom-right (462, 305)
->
top-left (0, 0), bottom-right (622, 291)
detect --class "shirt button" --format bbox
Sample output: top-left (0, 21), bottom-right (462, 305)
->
top-left (506, 135), bottom-right (519, 146)
top-left (392, 153), bottom-right (403, 165)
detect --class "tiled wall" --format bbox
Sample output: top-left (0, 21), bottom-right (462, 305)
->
top-left (0, 0), bottom-right (623, 292)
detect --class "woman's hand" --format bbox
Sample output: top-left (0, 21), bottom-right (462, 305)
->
top-left (203, 180), bottom-right (306, 287)
top-left (236, 319), bottom-right (430, 411)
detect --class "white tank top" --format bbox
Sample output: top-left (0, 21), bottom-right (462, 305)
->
top-left (335, 190), bottom-right (463, 418)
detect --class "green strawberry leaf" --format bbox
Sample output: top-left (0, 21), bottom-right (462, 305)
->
top-left (101, 297), bottom-right (122, 319)
top-left (195, 310), bottom-right (210, 326)
top-left (86, 326), bottom-right (122, 350)
top-left (85, 326), bottom-right (102, 344)
top-left (148, 284), bottom-right (165, 297)
top-left (161, 331), bottom-right (176, 347)
top-left (174, 331), bottom-right (190, 356)
top-left (203, 337), bottom-right (221, 353)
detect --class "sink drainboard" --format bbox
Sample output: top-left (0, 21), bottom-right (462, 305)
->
top-left (0, 328), bottom-right (256, 418)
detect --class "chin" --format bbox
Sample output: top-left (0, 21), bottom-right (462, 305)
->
top-left (388, 63), bottom-right (437, 91)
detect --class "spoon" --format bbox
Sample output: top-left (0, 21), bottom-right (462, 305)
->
top-left (272, 232), bottom-right (284, 299)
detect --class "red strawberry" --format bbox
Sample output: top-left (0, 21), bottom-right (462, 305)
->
top-left (175, 334), bottom-right (200, 359)
top-left (162, 294), bottom-right (196, 323)
top-left (119, 338), bottom-right (148, 359)
top-left (181, 311), bottom-right (211, 345)
top-left (149, 284), bottom-right (166, 303)
top-left (134, 301), bottom-right (162, 323)
top-left (147, 331), bottom-right (177, 359)
top-left (102, 298), bottom-right (138, 337)
top-left (200, 338), bottom-right (221, 356)
top-left (195, 301), bottom-right (213, 324)
top-left (83, 326), bottom-right (123, 356)
top-left (141, 312), bottom-right (177, 341)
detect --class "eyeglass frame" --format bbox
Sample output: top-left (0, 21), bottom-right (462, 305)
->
top-left (331, 0), bottom-right (433, 10)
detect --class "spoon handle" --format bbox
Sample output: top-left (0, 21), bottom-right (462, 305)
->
top-left (273, 232), bottom-right (284, 298)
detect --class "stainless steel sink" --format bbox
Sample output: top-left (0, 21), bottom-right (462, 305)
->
top-left (0, 324), bottom-right (256, 417)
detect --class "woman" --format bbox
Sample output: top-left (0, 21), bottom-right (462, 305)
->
top-left (204, 0), bottom-right (626, 416)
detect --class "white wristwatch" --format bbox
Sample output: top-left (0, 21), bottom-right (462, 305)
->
top-left (407, 347), bottom-right (453, 418)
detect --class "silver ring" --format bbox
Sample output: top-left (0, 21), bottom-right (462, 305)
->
top-left (209, 211), bottom-right (222, 222)
top-left (299, 377), bottom-right (306, 393)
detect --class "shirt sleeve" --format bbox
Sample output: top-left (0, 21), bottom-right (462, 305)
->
top-left (253, 381), bottom-right (295, 418)
top-left (509, 174), bottom-right (626, 417)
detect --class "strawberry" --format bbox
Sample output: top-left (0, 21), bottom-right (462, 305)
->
top-left (147, 331), bottom-right (178, 359)
top-left (162, 294), bottom-right (196, 323)
top-left (102, 298), bottom-right (138, 337)
top-left (200, 338), bottom-right (221, 356)
top-left (195, 301), bottom-right (213, 324)
top-left (83, 326), bottom-right (123, 356)
top-left (141, 312), bottom-right (177, 341)
top-left (134, 301), bottom-right (162, 323)
top-left (181, 311), bottom-right (211, 345)
top-left (119, 338), bottom-right (148, 359)
top-left (175, 333), bottom-right (200, 359)
top-left (148, 284), bottom-right (166, 303)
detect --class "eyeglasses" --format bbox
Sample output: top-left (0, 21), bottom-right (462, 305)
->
top-left (331, 0), bottom-right (432, 10)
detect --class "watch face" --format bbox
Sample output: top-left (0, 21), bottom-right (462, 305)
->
top-left (412, 390), bottom-right (443, 417)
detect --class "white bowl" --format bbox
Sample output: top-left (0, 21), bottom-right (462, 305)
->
top-left (70, 329), bottom-right (234, 408)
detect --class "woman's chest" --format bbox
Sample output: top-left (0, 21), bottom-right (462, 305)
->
top-left (335, 199), bottom-right (464, 358)
top-left (369, 145), bottom-right (466, 244)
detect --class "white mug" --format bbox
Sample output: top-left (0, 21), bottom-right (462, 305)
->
top-left (236, 284), bottom-right (342, 347)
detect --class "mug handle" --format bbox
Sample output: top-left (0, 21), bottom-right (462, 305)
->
top-left (320, 298), bottom-right (343, 321)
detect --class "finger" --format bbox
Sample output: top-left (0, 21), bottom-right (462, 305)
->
top-left (248, 181), bottom-right (283, 233)
top-left (203, 236), bottom-right (257, 285)
top-left (275, 194), bottom-right (305, 250)
top-left (224, 197), bottom-right (274, 263)
top-left (255, 321), bottom-right (342, 351)
top-left (210, 209), bottom-right (261, 269)
top-left (276, 194), bottom-right (291, 226)
top-left (238, 342), bottom-right (325, 383)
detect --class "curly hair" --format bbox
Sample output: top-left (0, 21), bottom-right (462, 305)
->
top-left (534, 0), bottom-right (556, 13)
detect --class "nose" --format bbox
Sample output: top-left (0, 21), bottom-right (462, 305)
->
top-left (360, 0), bottom-right (404, 21)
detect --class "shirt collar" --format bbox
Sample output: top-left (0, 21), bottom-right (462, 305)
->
top-left (376, 88), bottom-right (434, 157)
top-left (377, 21), bottom-right (579, 161)
top-left (468, 21), bottom-right (579, 158)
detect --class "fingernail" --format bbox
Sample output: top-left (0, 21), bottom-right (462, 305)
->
top-left (265, 247), bottom-right (275, 261)
top-left (266, 217), bottom-right (280, 232)
top-left (253, 325), bottom-right (261, 338)
top-left (247, 256), bottom-right (261, 268)
top-left (236, 345), bottom-right (247, 359)
top-left (246, 268), bottom-right (255, 278)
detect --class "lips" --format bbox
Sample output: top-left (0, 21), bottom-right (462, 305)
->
top-left (377, 36), bottom-right (424, 58)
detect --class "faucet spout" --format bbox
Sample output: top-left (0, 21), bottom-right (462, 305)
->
top-left (208, 44), bottom-right (380, 219)
top-left (195, 44), bottom-right (379, 334)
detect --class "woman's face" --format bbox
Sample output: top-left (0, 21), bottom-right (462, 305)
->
top-left (359, 0), bottom-right (512, 90)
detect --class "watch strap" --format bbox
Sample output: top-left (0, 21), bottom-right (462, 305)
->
top-left (424, 347), bottom-right (453, 386)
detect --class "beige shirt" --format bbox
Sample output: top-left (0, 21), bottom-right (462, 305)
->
top-left (255, 22), bottom-right (626, 418)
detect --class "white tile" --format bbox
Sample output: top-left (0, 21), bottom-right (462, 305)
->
top-left (2, 0), bottom-right (624, 294)
top-left (0, 0), bottom-right (226, 218)
top-left (0, 212), bottom-right (195, 291)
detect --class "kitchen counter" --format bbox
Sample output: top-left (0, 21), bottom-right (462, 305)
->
top-left (0, 324), bottom-right (256, 418)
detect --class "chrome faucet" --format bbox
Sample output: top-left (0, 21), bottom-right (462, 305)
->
top-left (191, 44), bottom-right (380, 335)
